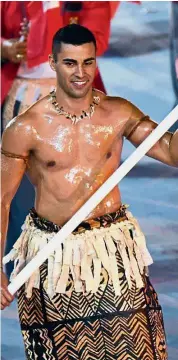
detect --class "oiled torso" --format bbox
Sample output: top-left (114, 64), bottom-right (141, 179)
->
top-left (26, 94), bottom-right (126, 225)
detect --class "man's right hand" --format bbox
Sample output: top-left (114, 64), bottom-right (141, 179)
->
top-left (1, 38), bottom-right (27, 64)
top-left (0, 269), bottom-right (14, 310)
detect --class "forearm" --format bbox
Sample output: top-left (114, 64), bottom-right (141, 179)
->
top-left (1, 202), bottom-right (10, 265)
top-left (169, 129), bottom-right (178, 167)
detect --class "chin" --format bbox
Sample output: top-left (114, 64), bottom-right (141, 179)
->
top-left (70, 87), bottom-right (91, 99)
top-left (73, 91), bottom-right (88, 99)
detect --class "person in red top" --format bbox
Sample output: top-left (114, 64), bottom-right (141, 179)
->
top-left (1, 1), bottom-right (117, 127)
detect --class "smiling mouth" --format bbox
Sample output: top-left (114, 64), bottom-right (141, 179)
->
top-left (72, 81), bottom-right (88, 88)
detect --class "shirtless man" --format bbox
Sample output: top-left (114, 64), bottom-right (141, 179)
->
top-left (1, 24), bottom-right (178, 360)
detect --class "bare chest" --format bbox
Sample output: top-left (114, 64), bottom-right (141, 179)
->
top-left (32, 122), bottom-right (120, 169)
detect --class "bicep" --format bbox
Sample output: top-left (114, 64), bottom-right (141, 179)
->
top-left (2, 116), bottom-right (33, 157)
top-left (1, 155), bottom-right (26, 205)
top-left (123, 104), bottom-right (174, 166)
top-left (1, 116), bottom-right (34, 204)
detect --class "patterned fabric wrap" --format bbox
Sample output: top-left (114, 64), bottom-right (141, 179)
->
top-left (4, 206), bottom-right (167, 359)
top-left (4, 205), bottom-right (153, 299)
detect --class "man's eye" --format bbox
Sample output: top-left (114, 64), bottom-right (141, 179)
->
top-left (66, 62), bottom-right (74, 67)
top-left (85, 61), bottom-right (93, 66)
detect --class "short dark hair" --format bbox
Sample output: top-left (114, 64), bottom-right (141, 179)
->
top-left (52, 24), bottom-right (96, 62)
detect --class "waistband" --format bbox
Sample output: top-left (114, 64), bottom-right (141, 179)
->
top-left (29, 205), bottom-right (129, 234)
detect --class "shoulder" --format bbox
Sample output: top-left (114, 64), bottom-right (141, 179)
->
top-left (3, 108), bottom-right (34, 139)
top-left (104, 95), bottom-right (139, 111)
top-left (2, 102), bottom-right (38, 155)
top-left (99, 92), bottom-right (129, 109)
top-left (2, 94), bottom-right (50, 155)
top-left (100, 94), bottom-right (138, 119)
top-left (2, 113), bottom-right (32, 156)
top-left (97, 92), bottom-right (146, 135)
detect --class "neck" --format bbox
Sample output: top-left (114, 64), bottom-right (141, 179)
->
top-left (55, 86), bottom-right (93, 115)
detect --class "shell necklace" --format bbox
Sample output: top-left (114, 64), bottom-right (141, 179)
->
top-left (50, 89), bottom-right (100, 125)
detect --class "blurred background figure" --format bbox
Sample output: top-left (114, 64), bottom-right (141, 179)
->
top-left (1, 0), bottom-right (119, 275)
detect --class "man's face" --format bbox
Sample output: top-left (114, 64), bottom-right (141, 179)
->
top-left (50, 42), bottom-right (96, 98)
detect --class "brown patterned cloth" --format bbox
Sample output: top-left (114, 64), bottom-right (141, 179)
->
top-left (29, 205), bottom-right (129, 233)
top-left (5, 206), bottom-right (167, 359)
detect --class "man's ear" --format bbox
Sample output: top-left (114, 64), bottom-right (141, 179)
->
top-left (49, 54), bottom-right (56, 71)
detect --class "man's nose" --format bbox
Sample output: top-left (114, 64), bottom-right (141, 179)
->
top-left (75, 65), bottom-right (85, 78)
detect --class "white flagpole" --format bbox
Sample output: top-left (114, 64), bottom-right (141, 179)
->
top-left (6, 105), bottom-right (178, 295)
